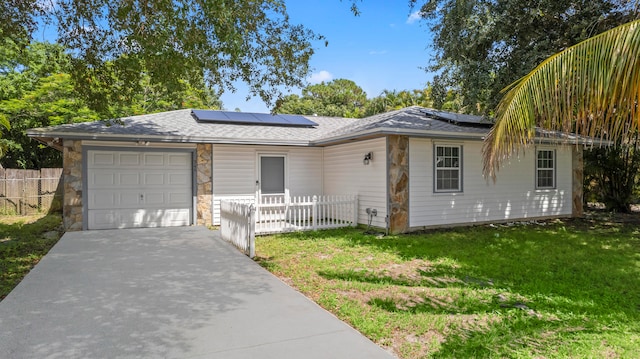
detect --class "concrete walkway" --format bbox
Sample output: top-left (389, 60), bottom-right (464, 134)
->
top-left (0, 226), bottom-right (394, 358)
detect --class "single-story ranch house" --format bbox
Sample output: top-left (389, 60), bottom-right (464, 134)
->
top-left (28, 106), bottom-right (584, 233)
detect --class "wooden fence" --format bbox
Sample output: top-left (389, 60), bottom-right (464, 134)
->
top-left (0, 168), bottom-right (63, 215)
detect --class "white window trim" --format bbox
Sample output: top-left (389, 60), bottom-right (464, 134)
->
top-left (535, 148), bottom-right (556, 189)
top-left (433, 144), bottom-right (463, 193)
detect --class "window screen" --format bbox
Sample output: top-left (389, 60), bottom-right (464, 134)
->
top-left (260, 156), bottom-right (285, 194)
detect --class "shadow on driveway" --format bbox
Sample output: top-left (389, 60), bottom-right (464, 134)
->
top-left (0, 226), bottom-right (393, 358)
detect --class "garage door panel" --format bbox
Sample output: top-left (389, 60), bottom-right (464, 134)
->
top-left (89, 192), bottom-right (118, 208)
top-left (144, 173), bottom-right (165, 185)
top-left (143, 192), bottom-right (165, 205)
top-left (87, 149), bottom-right (193, 229)
top-left (167, 191), bottom-right (192, 205)
top-left (168, 173), bottom-right (190, 185)
top-left (92, 152), bottom-right (115, 166)
top-left (89, 209), bottom-right (191, 230)
top-left (89, 190), bottom-right (141, 209)
top-left (91, 172), bottom-right (116, 186)
top-left (119, 153), bottom-right (141, 166)
top-left (120, 173), bottom-right (141, 186)
top-left (143, 153), bottom-right (165, 166)
top-left (167, 153), bottom-right (191, 167)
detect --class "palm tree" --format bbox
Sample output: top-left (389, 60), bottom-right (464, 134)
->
top-left (482, 19), bottom-right (640, 179)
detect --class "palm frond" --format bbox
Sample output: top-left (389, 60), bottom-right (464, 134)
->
top-left (483, 19), bottom-right (640, 179)
top-left (0, 114), bottom-right (9, 131)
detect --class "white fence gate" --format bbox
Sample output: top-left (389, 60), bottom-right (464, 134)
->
top-left (219, 201), bottom-right (255, 258)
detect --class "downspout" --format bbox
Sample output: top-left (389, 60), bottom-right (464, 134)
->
top-left (385, 136), bottom-right (390, 235)
top-left (320, 147), bottom-right (325, 196)
top-left (211, 144), bottom-right (215, 225)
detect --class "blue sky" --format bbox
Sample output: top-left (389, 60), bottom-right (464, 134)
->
top-left (221, 1), bottom-right (436, 112)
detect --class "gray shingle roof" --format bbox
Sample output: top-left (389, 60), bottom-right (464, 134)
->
top-left (28, 106), bottom-right (497, 146)
top-left (316, 106), bottom-right (490, 143)
top-left (27, 109), bottom-right (358, 146)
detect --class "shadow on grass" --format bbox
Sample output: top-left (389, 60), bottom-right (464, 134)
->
top-left (275, 221), bottom-right (640, 357)
top-left (0, 214), bottom-right (63, 300)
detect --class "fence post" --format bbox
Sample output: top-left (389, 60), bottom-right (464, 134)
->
top-left (248, 205), bottom-right (256, 258)
top-left (312, 195), bottom-right (318, 230)
top-left (352, 196), bottom-right (358, 227)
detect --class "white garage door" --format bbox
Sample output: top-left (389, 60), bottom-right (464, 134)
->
top-left (87, 149), bottom-right (193, 230)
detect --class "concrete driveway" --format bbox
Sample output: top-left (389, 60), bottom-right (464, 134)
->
top-left (0, 226), bottom-right (394, 358)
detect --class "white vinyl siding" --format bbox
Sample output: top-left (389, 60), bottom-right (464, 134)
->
top-left (323, 138), bottom-right (387, 228)
top-left (409, 138), bottom-right (572, 228)
top-left (212, 145), bottom-right (323, 224)
top-left (536, 149), bottom-right (556, 189)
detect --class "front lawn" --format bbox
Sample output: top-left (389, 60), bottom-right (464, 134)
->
top-left (255, 217), bottom-right (640, 358)
top-left (0, 214), bottom-right (63, 300)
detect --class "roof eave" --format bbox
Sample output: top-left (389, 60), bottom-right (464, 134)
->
top-left (312, 127), bottom-right (487, 145)
top-left (27, 130), bottom-right (312, 147)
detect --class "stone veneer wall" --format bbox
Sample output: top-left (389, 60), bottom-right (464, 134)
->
top-left (63, 139), bottom-right (83, 231)
top-left (388, 135), bottom-right (409, 234)
top-left (572, 146), bottom-right (584, 217)
top-left (196, 143), bottom-right (213, 226)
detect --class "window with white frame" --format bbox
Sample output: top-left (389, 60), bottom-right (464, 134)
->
top-left (434, 145), bottom-right (462, 192)
top-left (536, 149), bottom-right (555, 189)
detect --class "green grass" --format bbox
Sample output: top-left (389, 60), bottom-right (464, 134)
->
top-left (0, 214), bottom-right (63, 300)
top-left (255, 219), bottom-right (640, 358)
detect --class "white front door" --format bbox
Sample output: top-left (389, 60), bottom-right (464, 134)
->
top-left (86, 149), bottom-right (193, 230)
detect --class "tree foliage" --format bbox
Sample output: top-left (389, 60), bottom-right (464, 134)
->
top-left (0, 41), bottom-right (221, 169)
top-left (1, 0), bottom-right (322, 113)
top-left (584, 135), bottom-right (640, 212)
top-left (483, 19), bottom-right (640, 178)
top-left (364, 88), bottom-right (435, 116)
top-left (278, 79), bottom-right (368, 117)
top-left (412, 0), bottom-right (638, 114)
top-left (278, 78), bottom-right (446, 118)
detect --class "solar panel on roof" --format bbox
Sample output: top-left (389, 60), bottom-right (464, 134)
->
top-left (419, 109), bottom-right (493, 127)
top-left (191, 110), bottom-right (318, 127)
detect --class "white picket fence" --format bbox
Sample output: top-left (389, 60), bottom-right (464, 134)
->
top-left (219, 195), bottom-right (358, 256)
top-left (219, 201), bottom-right (255, 258)
top-left (256, 195), bottom-right (358, 234)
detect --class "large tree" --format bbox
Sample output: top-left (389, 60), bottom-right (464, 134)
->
top-left (1, 0), bottom-right (322, 114)
top-left (278, 79), bottom-right (368, 117)
top-left (411, 0), bottom-right (637, 114)
top-left (364, 88), bottom-right (436, 116)
top-left (0, 40), bottom-right (222, 169)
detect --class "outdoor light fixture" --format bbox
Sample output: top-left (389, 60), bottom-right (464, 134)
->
top-left (363, 152), bottom-right (373, 165)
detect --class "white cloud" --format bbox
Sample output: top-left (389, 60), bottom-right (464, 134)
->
top-left (369, 50), bottom-right (388, 55)
top-left (308, 70), bottom-right (333, 84)
top-left (406, 11), bottom-right (423, 24)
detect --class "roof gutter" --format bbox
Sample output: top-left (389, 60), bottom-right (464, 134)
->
top-left (312, 127), bottom-right (486, 146)
top-left (26, 130), bottom-right (313, 147)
